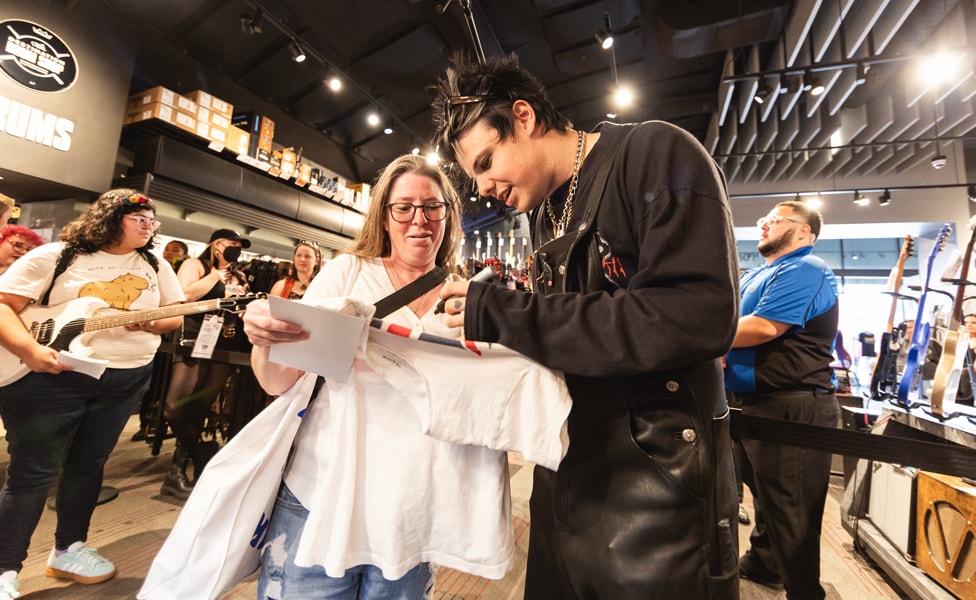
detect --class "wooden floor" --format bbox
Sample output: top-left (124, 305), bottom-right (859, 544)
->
top-left (0, 415), bottom-right (922, 599)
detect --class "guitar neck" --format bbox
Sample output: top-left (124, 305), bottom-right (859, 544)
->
top-left (885, 274), bottom-right (902, 333)
top-left (80, 298), bottom-right (229, 332)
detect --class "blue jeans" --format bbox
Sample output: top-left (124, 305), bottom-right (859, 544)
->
top-left (0, 366), bottom-right (151, 572)
top-left (258, 484), bottom-right (433, 600)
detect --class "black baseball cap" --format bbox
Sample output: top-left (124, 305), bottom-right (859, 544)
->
top-left (209, 228), bottom-right (251, 248)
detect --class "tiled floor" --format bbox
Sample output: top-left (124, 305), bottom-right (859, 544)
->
top-left (1, 415), bottom-right (917, 599)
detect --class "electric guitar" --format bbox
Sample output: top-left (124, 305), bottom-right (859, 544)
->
top-left (896, 224), bottom-right (952, 407)
top-left (870, 235), bottom-right (914, 399)
top-left (929, 216), bottom-right (976, 416)
top-left (0, 294), bottom-right (260, 387)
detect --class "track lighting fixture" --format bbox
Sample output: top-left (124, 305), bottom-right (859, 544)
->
top-left (779, 74), bottom-right (800, 95)
top-left (289, 41), bottom-right (306, 63)
top-left (853, 191), bottom-right (869, 206)
top-left (383, 119), bottom-right (394, 135)
top-left (878, 190), bottom-right (891, 206)
top-left (753, 82), bottom-right (772, 104)
top-left (595, 11), bottom-right (614, 50)
top-left (240, 11), bottom-right (263, 35)
top-left (855, 62), bottom-right (868, 85)
top-left (804, 72), bottom-right (825, 96)
top-left (968, 184), bottom-right (976, 201)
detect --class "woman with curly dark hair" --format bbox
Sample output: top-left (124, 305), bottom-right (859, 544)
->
top-left (0, 188), bottom-right (185, 598)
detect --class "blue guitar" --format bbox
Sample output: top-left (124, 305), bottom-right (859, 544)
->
top-left (896, 224), bottom-right (952, 407)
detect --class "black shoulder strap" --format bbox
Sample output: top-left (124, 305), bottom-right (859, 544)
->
top-left (372, 266), bottom-right (448, 319)
top-left (41, 246), bottom-right (77, 306)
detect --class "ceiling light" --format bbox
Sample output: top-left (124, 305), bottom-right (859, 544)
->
top-left (753, 82), bottom-right (772, 104)
top-left (383, 120), bottom-right (394, 135)
top-left (289, 41), bottom-right (306, 63)
top-left (855, 62), bottom-right (868, 85)
top-left (804, 72), bottom-right (825, 96)
top-left (968, 184), bottom-right (976, 201)
top-left (931, 153), bottom-right (947, 169)
top-left (853, 191), bottom-right (869, 206)
top-left (779, 74), bottom-right (800, 95)
top-left (878, 190), bottom-right (891, 206)
top-left (367, 113), bottom-right (380, 126)
top-left (240, 14), bottom-right (255, 35)
top-left (411, 147), bottom-right (420, 155)
top-left (595, 11), bottom-right (614, 50)
top-left (606, 112), bottom-right (617, 119)
top-left (613, 85), bottom-right (633, 107)
top-left (326, 75), bottom-right (342, 91)
top-left (425, 151), bottom-right (440, 165)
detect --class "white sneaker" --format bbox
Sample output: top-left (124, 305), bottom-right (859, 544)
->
top-left (0, 571), bottom-right (19, 600)
top-left (45, 541), bottom-right (116, 584)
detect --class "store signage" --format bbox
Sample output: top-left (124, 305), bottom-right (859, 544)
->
top-left (0, 94), bottom-right (74, 151)
top-left (0, 20), bottom-right (78, 92)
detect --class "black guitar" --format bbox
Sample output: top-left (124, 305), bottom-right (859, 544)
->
top-left (870, 235), bottom-right (914, 399)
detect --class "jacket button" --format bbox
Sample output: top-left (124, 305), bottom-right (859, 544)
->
top-left (558, 265), bottom-right (566, 275)
top-left (681, 429), bottom-right (697, 443)
top-left (666, 380), bottom-right (680, 392)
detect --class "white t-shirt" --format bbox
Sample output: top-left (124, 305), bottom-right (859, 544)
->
top-left (0, 242), bottom-right (185, 368)
top-left (285, 255), bottom-right (518, 580)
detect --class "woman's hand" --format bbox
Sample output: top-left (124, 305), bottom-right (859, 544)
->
top-left (242, 299), bottom-right (309, 347)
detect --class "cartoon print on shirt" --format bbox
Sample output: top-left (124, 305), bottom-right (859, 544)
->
top-left (78, 273), bottom-right (149, 309)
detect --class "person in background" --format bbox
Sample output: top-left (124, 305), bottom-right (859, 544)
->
top-left (953, 313), bottom-right (976, 406)
top-left (159, 229), bottom-right (250, 500)
top-left (430, 54), bottom-right (740, 599)
top-left (269, 240), bottom-right (322, 300)
top-left (0, 194), bottom-right (15, 230)
top-left (162, 240), bottom-right (188, 272)
top-left (725, 200), bottom-right (839, 599)
top-left (0, 189), bottom-right (184, 598)
top-left (241, 154), bottom-right (521, 599)
top-left (0, 225), bottom-right (45, 276)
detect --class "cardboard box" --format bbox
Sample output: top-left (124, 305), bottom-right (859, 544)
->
top-left (196, 107), bottom-right (232, 130)
top-left (225, 126), bottom-right (250, 155)
top-left (231, 112), bottom-right (274, 161)
top-left (124, 101), bottom-right (197, 135)
top-left (128, 86), bottom-right (197, 115)
top-left (186, 90), bottom-right (233, 118)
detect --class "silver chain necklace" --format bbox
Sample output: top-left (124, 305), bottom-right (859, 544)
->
top-left (545, 130), bottom-right (587, 238)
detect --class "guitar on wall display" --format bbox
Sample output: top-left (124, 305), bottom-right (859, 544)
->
top-left (896, 224), bottom-right (952, 408)
top-left (0, 294), bottom-right (260, 387)
top-left (870, 235), bottom-right (915, 399)
top-left (929, 216), bottom-right (976, 417)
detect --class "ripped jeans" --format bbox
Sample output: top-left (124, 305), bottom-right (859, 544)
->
top-left (257, 483), bottom-right (433, 600)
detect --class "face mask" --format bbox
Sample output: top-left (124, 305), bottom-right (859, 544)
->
top-left (221, 245), bottom-right (242, 263)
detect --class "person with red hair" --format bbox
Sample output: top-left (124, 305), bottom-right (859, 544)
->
top-left (0, 225), bottom-right (44, 276)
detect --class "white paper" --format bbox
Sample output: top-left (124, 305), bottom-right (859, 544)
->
top-left (267, 295), bottom-right (367, 383)
top-left (58, 351), bottom-right (109, 380)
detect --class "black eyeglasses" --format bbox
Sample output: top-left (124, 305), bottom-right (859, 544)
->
top-left (385, 202), bottom-right (450, 222)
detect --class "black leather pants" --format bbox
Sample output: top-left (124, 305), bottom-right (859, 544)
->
top-left (524, 360), bottom-right (740, 599)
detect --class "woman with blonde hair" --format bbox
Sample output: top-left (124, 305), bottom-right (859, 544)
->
top-left (240, 154), bottom-right (517, 599)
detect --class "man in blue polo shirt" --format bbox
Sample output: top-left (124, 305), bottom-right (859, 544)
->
top-left (726, 200), bottom-right (839, 600)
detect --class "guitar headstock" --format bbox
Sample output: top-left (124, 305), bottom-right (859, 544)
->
top-left (219, 293), bottom-right (266, 312)
top-left (900, 235), bottom-right (914, 261)
top-left (936, 224), bottom-right (952, 254)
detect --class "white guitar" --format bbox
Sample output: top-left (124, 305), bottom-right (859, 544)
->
top-left (0, 294), bottom-right (260, 387)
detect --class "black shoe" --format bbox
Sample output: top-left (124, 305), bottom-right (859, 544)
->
top-left (739, 553), bottom-right (783, 589)
top-left (737, 504), bottom-right (751, 525)
top-left (131, 428), bottom-right (147, 442)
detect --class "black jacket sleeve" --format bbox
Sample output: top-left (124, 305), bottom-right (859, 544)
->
top-left (464, 122), bottom-right (739, 378)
